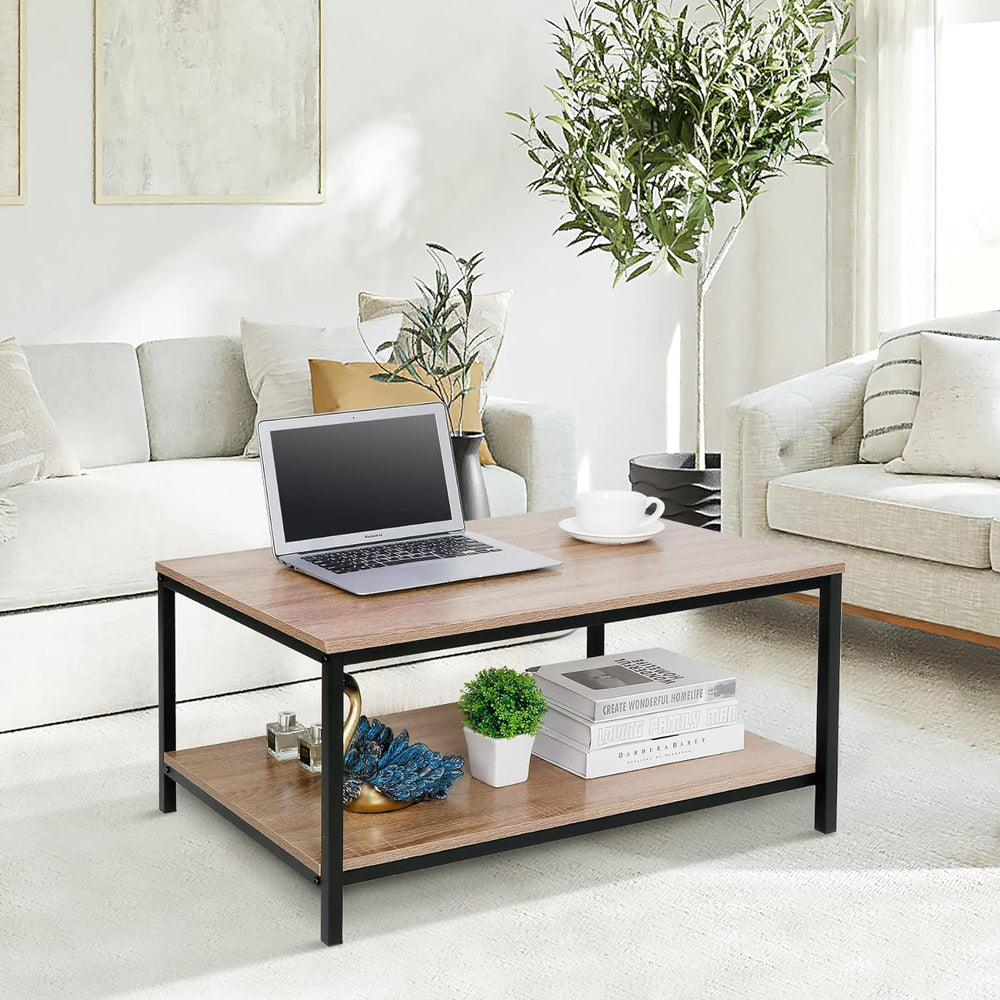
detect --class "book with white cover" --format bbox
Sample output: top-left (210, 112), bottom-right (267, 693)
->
top-left (527, 648), bottom-right (737, 722)
top-left (540, 697), bottom-right (740, 750)
top-left (532, 721), bottom-right (745, 779)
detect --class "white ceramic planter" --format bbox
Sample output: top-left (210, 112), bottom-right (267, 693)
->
top-left (463, 727), bottom-right (536, 787)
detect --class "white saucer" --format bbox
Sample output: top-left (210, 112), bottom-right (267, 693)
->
top-left (558, 516), bottom-right (665, 545)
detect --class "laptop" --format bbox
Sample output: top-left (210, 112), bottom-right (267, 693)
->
top-left (257, 402), bottom-right (561, 595)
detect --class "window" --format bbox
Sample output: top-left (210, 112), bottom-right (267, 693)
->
top-left (935, 0), bottom-right (1000, 314)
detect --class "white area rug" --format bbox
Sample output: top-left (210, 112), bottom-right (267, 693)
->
top-left (2, 598), bottom-right (998, 999)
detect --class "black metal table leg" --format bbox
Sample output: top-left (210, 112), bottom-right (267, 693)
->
top-left (586, 622), bottom-right (605, 658)
top-left (814, 573), bottom-right (842, 833)
top-left (321, 653), bottom-right (346, 946)
top-left (158, 577), bottom-right (177, 814)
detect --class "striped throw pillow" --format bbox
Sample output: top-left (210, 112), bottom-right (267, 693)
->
top-left (859, 311), bottom-right (1000, 464)
top-left (0, 338), bottom-right (80, 490)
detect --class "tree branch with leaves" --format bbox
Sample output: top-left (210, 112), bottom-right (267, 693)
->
top-left (363, 244), bottom-right (491, 437)
top-left (512, 0), bottom-right (855, 467)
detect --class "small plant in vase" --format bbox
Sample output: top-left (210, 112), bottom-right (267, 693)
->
top-left (459, 666), bottom-right (548, 787)
top-left (364, 243), bottom-right (496, 520)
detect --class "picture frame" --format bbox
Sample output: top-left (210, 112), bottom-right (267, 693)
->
top-left (93, 0), bottom-right (325, 205)
top-left (0, 0), bottom-right (26, 205)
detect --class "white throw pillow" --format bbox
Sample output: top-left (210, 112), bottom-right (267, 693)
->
top-left (0, 338), bottom-right (80, 490)
top-left (357, 289), bottom-right (512, 399)
top-left (885, 332), bottom-right (1000, 478)
top-left (860, 310), bottom-right (1000, 463)
top-left (240, 318), bottom-right (396, 457)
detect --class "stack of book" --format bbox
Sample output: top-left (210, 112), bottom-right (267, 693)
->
top-left (528, 648), bottom-right (744, 779)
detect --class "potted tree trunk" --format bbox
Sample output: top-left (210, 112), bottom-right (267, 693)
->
top-left (459, 666), bottom-right (549, 787)
top-left (513, 0), bottom-right (855, 527)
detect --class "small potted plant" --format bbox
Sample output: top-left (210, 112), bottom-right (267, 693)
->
top-left (363, 244), bottom-right (498, 519)
top-left (459, 666), bottom-right (548, 787)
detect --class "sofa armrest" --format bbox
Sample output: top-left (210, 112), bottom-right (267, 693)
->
top-left (483, 398), bottom-right (577, 512)
top-left (723, 352), bottom-right (876, 538)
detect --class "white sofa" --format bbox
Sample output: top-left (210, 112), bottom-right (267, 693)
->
top-left (0, 337), bottom-right (576, 731)
top-left (723, 351), bottom-right (1000, 642)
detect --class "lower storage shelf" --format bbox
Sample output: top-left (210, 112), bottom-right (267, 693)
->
top-left (165, 702), bottom-right (816, 876)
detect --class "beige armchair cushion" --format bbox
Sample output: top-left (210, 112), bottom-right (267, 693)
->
top-left (767, 464), bottom-right (1000, 569)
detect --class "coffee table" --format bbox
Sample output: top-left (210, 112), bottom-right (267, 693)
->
top-left (157, 510), bottom-right (843, 946)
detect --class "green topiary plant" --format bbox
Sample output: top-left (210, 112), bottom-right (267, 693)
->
top-left (458, 667), bottom-right (548, 740)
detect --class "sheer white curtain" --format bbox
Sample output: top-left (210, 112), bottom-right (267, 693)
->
top-left (826, 0), bottom-right (939, 361)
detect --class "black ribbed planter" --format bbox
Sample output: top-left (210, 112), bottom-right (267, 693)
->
top-left (629, 452), bottom-right (721, 530)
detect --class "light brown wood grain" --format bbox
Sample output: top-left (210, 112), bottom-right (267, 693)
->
top-left (165, 702), bottom-right (816, 875)
top-left (783, 592), bottom-right (1000, 649)
top-left (157, 510), bottom-right (844, 654)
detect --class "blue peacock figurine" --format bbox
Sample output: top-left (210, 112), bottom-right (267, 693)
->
top-left (342, 673), bottom-right (464, 813)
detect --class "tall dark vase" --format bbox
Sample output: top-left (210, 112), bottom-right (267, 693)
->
top-left (450, 432), bottom-right (491, 521)
top-left (629, 452), bottom-right (722, 530)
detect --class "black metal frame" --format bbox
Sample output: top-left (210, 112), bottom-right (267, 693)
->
top-left (158, 569), bottom-right (842, 946)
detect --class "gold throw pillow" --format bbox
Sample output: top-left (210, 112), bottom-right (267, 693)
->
top-left (308, 359), bottom-right (496, 465)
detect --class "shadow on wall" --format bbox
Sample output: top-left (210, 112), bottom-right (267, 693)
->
top-left (50, 116), bottom-right (425, 346)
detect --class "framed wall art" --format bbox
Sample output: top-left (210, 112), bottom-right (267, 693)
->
top-left (0, 0), bottom-right (25, 205)
top-left (94, 0), bottom-right (324, 204)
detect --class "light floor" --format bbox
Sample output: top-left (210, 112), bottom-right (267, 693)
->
top-left (2, 599), bottom-right (998, 1000)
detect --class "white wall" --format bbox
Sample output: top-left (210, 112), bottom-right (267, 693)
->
top-left (3, 0), bottom-right (826, 489)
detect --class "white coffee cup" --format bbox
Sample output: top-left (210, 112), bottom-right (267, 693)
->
top-left (575, 490), bottom-right (665, 536)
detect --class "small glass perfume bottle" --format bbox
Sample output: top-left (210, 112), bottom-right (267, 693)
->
top-left (298, 723), bottom-right (323, 773)
top-left (266, 711), bottom-right (306, 761)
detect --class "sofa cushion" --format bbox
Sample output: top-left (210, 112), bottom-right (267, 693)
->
top-left (0, 458), bottom-right (528, 612)
top-left (0, 339), bottom-right (80, 488)
top-left (23, 343), bottom-right (150, 468)
top-left (767, 464), bottom-right (1000, 569)
top-left (137, 337), bottom-right (256, 460)
top-left (0, 459), bottom-right (271, 611)
top-left (240, 319), bottom-right (373, 458)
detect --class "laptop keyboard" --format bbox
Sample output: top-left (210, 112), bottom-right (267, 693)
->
top-left (302, 535), bottom-right (501, 575)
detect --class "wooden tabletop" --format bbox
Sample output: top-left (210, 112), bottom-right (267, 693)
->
top-left (156, 510), bottom-right (843, 655)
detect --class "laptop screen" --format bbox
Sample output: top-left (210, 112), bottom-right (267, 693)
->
top-left (268, 410), bottom-right (454, 544)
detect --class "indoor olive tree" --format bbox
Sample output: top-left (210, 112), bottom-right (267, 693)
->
top-left (513, 0), bottom-right (855, 468)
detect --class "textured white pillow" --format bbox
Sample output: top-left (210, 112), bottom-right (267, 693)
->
top-left (358, 289), bottom-right (512, 389)
top-left (0, 338), bottom-right (80, 490)
top-left (860, 310), bottom-right (1000, 463)
top-left (886, 332), bottom-right (1000, 478)
top-left (240, 318), bottom-right (395, 457)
